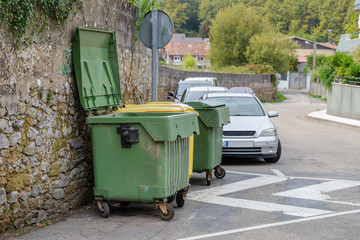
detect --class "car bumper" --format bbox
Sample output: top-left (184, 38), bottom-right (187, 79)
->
top-left (222, 136), bottom-right (278, 157)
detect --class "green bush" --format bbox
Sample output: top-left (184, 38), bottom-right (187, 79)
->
top-left (183, 53), bottom-right (196, 69)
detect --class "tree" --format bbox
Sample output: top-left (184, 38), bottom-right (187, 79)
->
top-left (160, 0), bottom-right (189, 33)
top-left (245, 32), bottom-right (297, 72)
top-left (210, 4), bottom-right (270, 67)
top-left (183, 53), bottom-right (196, 69)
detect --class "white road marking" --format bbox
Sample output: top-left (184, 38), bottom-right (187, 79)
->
top-left (273, 180), bottom-right (360, 206)
top-left (188, 176), bottom-right (333, 217)
top-left (195, 195), bottom-right (332, 217)
top-left (272, 169), bottom-right (285, 176)
top-left (227, 171), bottom-right (360, 183)
top-left (176, 209), bottom-right (360, 240)
top-left (188, 176), bottom-right (287, 201)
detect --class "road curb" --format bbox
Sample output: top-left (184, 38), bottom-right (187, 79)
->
top-left (307, 110), bottom-right (360, 128)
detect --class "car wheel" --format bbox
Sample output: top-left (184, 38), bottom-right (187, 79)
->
top-left (264, 139), bottom-right (281, 163)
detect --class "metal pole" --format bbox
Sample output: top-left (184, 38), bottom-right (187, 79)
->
top-left (313, 42), bottom-right (317, 71)
top-left (151, 10), bottom-right (158, 102)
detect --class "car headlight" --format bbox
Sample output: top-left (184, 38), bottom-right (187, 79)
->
top-left (260, 128), bottom-right (277, 136)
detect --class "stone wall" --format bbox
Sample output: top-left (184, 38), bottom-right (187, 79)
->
top-left (0, 0), bottom-right (151, 232)
top-left (310, 79), bottom-right (328, 98)
top-left (158, 66), bottom-right (274, 101)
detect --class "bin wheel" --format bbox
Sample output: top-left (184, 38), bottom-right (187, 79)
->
top-left (167, 195), bottom-right (176, 203)
top-left (97, 201), bottom-right (110, 218)
top-left (176, 192), bottom-right (185, 208)
top-left (214, 166), bottom-right (226, 179)
top-left (206, 173), bottom-right (212, 186)
top-left (119, 201), bottom-right (130, 207)
top-left (159, 204), bottom-right (175, 221)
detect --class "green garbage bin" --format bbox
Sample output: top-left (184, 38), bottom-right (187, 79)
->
top-left (72, 27), bottom-right (199, 221)
top-left (186, 100), bottom-right (230, 185)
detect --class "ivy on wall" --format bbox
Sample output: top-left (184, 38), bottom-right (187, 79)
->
top-left (0, 0), bottom-right (82, 48)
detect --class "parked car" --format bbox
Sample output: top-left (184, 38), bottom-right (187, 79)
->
top-left (229, 87), bottom-right (255, 95)
top-left (201, 92), bottom-right (281, 163)
top-left (183, 77), bottom-right (219, 86)
top-left (168, 80), bottom-right (213, 102)
top-left (181, 86), bottom-right (229, 102)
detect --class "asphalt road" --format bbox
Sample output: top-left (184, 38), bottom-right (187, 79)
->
top-left (8, 89), bottom-right (360, 240)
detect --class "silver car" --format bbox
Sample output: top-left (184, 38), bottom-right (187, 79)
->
top-left (201, 92), bottom-right (281, 163)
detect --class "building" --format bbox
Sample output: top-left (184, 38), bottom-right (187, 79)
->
top-left (160, 34), bottom-right (210, 68)
top-left (277, 36), bottom-right (336, 90)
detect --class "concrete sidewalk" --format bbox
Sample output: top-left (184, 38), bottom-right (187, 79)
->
top-left (308, 110), bottom-right (360, 128)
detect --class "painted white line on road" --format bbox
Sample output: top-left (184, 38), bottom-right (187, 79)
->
top-left (188, 175), bottom-right (333, 217)
top-left (274, 180), bottom-right (360, 201)
top-left (196, 195), bottom-right (333, 217)
top-left (188, 176), bottom-right (287, 201)
top-left (272, 169), bottom-right (285, 176)
top-left (177, 209), bottom-right (360, 240)
top-left (227, 171), bottom-right (360, 183)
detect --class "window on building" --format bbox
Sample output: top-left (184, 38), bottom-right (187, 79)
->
top-left (174, 56), bottom-right (181, 62)
top-left (199, 56), bottom-right (204, 61)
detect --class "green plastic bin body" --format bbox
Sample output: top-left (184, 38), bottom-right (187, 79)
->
top-left (87, 112), bottom-right (198, 202)
top-left (186, 101), bottom-right (230, 173)
top-left (72, 27), bottom-right (200, 205)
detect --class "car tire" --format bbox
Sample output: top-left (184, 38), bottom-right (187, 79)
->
top-left (264, 139), bottom-right (281, 163)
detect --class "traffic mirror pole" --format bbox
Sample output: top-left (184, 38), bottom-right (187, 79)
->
top-left (151, 9), bottom-right (158, 102)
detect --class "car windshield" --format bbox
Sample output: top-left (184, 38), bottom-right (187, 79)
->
top-left (176, 82), bottom-right (212, 96)
top-left (208, 97), bottom-right (265, 116)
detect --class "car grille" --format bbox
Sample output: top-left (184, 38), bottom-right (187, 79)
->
top-left (223, 131), bottom-right (256, 136)
top-left (223, 147), bottom-right (261, 153)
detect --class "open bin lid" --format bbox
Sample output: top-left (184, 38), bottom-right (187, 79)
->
top-left (186, 100), bottom-right (230, 127)
top-left (72, 27), bottom-right (121, 112)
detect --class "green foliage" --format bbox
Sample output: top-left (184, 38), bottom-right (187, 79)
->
top-left (331, 51), bottom-right (353, 68)
top-left (0, 0), bottom-right (82, 48)
top-left (346, 63), bottom-right (360, 77)
top-left (261, 93), bottom-right (287, 103)
top-left (318, 64), bottom-right (335, 90)
top-left (173, 0), bottom-right (353, 45)
top-left (210, 3), bottom-right (269, 67)
top-left (183, 53), bottom-right (196, 69)
top-left (304, 54), bottom-right (328, 73)
top-left (160, 0), bottom-right (189, 33)
top-left (245, 32), bottom-right (297, 72)
top-left (159, 61), bottom-right (166, 65)
top-left (212, 64), bottom-right (275, 74)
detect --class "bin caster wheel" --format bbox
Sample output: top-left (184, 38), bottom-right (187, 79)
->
top-left (97, 201), bottom-right (110, 218)
top-left (167, 195), bottom-right (176, 203)
top-left (206, 173), bottom-right (212, 186)
top-left (176, 192), bottom-right (186, 208)
top-left (214, 166), bottom-right (226, 179)
top-left (159, 203), bottom-right (175, 221)
top-left (119, 201), bottom-right (130, 207)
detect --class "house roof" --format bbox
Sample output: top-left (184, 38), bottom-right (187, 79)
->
top-left (297, 56), bottom-right (308, 63)
top-left (287, 36), bottom-right (337, 50)
top-left (165, 34), bottom-right (210, 56)
top-left (337, 33), bottom-right (360, 53)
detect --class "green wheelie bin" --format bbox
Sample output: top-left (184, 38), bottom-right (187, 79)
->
top-left (186, 100), bottom-right (230, 185)
top-left (72, 27), bottom-right (199, 221)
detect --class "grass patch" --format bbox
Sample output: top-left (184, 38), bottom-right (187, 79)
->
top-left (309, 93), bottom-right (327, 102)
top-left (261, 93), bottom-right (287, 103)
top-left (309, 93), bottom-right (322, 98)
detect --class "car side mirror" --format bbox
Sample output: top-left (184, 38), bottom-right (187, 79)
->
top-left (168, 91), bottom-right (175, 97)
top-left (268, 111), bottom-right (278, 118)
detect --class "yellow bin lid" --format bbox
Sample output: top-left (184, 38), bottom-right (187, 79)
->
top-left (112, 102), bottom-right (197, 113)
